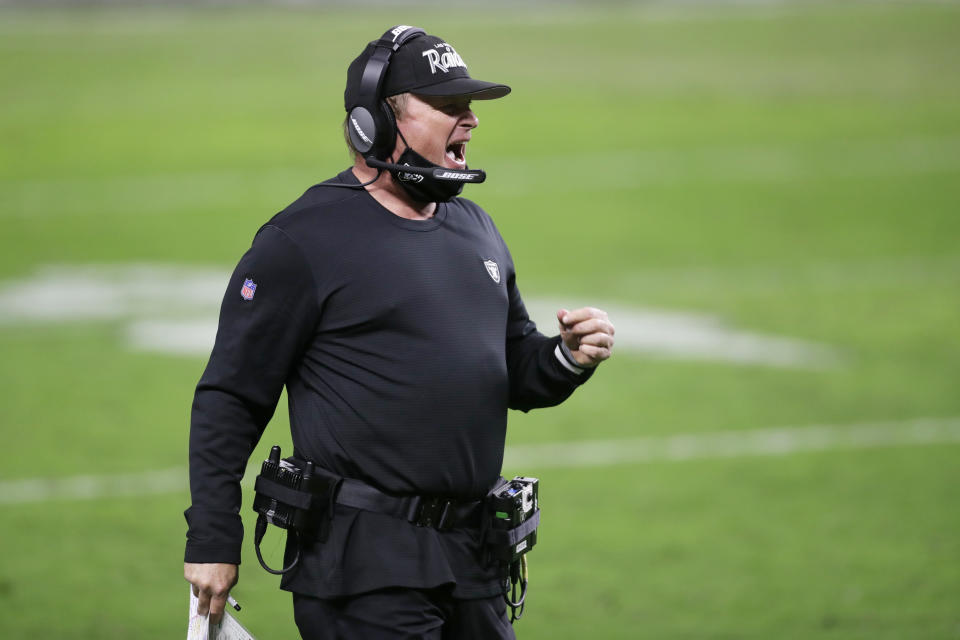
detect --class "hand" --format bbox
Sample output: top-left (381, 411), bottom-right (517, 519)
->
top-left (185, 562), bottom-right (238, 625)
top-left (557, 307), bottom-right (615, 368)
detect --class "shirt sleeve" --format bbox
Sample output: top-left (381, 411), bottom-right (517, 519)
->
top-left (504, 268), bottom-right (594, 413)
top-left (184, 224), bottom-right (320, 564)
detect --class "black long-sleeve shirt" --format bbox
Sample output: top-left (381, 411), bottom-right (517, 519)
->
top-left (185, 169), bottom-right (592, 598)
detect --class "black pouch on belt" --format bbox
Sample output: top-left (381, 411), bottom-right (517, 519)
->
top-left (251, 445), bottom-right (342, 575)
top-left (485, 476), bottom-right (540, 622)
top-left (485, 476), bottom-right (540, 563)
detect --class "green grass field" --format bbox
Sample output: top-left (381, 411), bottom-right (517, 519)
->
top-left (1, 2), bottom-right (959, 638)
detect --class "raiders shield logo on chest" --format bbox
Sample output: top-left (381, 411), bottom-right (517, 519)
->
top-left (482, 259), bottom-right (500, 284)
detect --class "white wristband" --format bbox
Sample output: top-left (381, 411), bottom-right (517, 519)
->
top-left (555, 342), bottom-right (585, 375)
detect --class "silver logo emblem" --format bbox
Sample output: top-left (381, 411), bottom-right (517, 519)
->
top-left (398, 164), bottom-right (424, 183)
top-left (483, 259), bottom-right (500, 284)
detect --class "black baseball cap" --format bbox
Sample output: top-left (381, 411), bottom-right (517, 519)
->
top-left (344, 31), bottom-right (511, 111)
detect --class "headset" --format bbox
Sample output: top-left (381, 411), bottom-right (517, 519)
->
top-left (344, 25), bottom-right (485, 185)
top-left (347, 25), bottom-right (426, 161)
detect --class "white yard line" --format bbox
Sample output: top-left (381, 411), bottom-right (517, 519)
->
top-left (524, 299), bottom-right (841, 369)
top-left (0, 468), bottom-right (187, 505)
top-left (2, 418), bottom-right (957, 505)
top-left (5, 136), bottom-right (959, 219)
top-left (503, 417), bottom-right (960, 469)
top-left (0, 264), bottom-right (843, 367)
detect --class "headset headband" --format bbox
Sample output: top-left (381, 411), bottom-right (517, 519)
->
top-left (348, 25), bottom-right (426, 157)
top-left (357, 26), bottom-right (426, 107)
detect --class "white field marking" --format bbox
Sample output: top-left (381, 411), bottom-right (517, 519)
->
top-left (1, 418), bottom-right (958, 505)
top-left (503, 417), bottom-right (960, 470)
top-left (0, 264), bottom-right (841, 368)
top-left (0, 166), bottom-right (316, 220)
top-left (126, 320), bottom-right (217, 357)
top-left (0, 263), bottom-right (225, 323)
top-left (0, 468), bottom-right (187, 505)
top-left (4, 136), bottom-right (959, 219)
top-left (487, 136), bottom-right (960, 196)
top-left (525, 299), bottom-right (840, 369)
top-left (613, 254), bottom-right (960, 297)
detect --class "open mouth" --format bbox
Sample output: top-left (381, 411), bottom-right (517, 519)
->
top-left (445, 142), bottom-right (467, 168)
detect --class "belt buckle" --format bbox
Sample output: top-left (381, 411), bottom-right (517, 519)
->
top-left (414, 496), bottom-right (454, 530)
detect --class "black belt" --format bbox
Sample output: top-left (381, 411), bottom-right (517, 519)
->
top-left (334, 478), bottom-right (484, 531)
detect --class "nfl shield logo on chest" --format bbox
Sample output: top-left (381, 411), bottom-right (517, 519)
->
top-left (482, 259), bottom-right (501, 284)
top-left (240, 278), bottom-right (257, 300)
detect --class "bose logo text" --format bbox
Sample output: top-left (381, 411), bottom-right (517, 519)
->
top-left (422, 45), bottom-right (467, 75)
top-left (391, 25), bottom-right (413, 42)
top-left (350, 117), bottom-right (372, 145)
top-left (437, 171), bottom-right (478, 180)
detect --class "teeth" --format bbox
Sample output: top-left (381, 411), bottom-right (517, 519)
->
top-left (446, 143), bottom-right (466, 163)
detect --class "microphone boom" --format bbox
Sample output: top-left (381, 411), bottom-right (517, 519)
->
top-left (365, 156), bottom-right (486, 183)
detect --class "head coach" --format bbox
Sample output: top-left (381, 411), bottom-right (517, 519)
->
top-left (183, 25), bottom-right (615, 639)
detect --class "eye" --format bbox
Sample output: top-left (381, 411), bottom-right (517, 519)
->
top-left (440, 100), bottom-right (471, 115)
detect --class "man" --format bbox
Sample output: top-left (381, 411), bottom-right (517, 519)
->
top-left (184, 26), bottom-right (615, 639)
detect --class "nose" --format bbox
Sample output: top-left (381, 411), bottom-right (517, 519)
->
top-left (460, 108), bottom-right (478, 130)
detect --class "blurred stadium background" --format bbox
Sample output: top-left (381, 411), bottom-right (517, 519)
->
top-left (1, 1), bottom-right (958, 638)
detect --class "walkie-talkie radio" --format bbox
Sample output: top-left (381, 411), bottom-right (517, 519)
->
top-left (489, 476), bottom-right (539, 562)
top-left (487, 476), bottom-right (540, 621)
top-left (251, 445), bottom-right (339, 575)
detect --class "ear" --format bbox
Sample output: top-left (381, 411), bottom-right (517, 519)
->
top-left (374, 99), bottom-right (399, 160)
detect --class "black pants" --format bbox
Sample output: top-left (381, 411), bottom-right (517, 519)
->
top-left (293, 587), bottom-right (517, 640)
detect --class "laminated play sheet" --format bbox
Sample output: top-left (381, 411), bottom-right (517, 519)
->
top-left (187, 587), bottom-right (255, 640)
